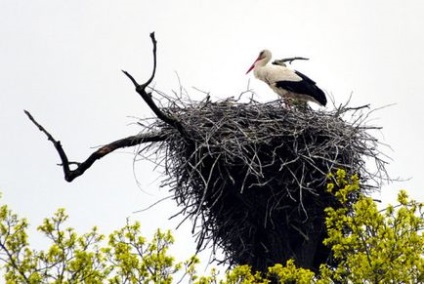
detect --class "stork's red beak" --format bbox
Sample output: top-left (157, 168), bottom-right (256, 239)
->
top-left (246, 54), bottom-right (261, 74)
top-left (246, 64), bottom-right (255, 74)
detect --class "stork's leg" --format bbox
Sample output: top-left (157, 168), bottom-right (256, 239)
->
top-left (284, 97), bottom-right (294, 109)
top-left (283, 99), bottom-right (290, 109)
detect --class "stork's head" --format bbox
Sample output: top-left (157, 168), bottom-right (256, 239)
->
top-left (246, 49), bottom-right (272, 74)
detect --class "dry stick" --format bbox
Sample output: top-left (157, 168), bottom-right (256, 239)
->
top-left (272, 57), bottom-right (309, 66)
top-left (24, 110), bottom-right (165, 182)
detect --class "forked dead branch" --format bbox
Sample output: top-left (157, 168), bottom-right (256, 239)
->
top-left (25, 33), bottom-right (388, 273)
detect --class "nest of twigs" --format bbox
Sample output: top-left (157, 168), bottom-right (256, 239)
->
top-left (141, 97), bottom-right (386, 272)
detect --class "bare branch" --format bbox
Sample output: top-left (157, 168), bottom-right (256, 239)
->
top-left (24, 110), bottom-right (71, 176)
top-left (122, 32), bottom-right (186, 135)
top-left (23, 33), bottom-right (180, 182)
top-left (24, 110), bottom-right (166, 182)
top-left (145, 32), bottom-right (157, 87)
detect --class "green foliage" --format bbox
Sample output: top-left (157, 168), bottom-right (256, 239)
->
top-left (323, 169), bottom-right (424, 283)
top-left (0, 205), bottom-right (185, 283)
top-left (1, 170), bottom-right (424, 283)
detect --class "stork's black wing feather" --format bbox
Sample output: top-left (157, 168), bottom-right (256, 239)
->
top-left (275, 70), bottom-right (327, 106)
top-left (294, 70), bottom-right (316, 84)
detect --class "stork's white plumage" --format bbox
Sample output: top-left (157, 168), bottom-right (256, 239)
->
top-left (246, 50), bottom-right (327, 106)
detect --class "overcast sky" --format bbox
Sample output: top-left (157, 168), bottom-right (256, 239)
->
top-left (1, 0), bottom-right (424, 276)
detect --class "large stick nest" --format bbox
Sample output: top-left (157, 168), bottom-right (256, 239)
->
top-left (141, 96), bottom-right (387, 272)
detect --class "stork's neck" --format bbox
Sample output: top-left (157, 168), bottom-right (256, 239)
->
top-left (253, 54), bottom-right (271, 79)
top-left (255, 56), bottom-right (271, 68)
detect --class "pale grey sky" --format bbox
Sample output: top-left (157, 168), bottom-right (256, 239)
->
top-left (1, 0), bottom-right (424, 276)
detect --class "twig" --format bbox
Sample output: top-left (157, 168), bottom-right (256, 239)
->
top-left (272, 57), bottom-right (309, 66)
top-left (24, 110), bottom-right (166, 182)
top-left (0, 242), bottom-right (30, 283)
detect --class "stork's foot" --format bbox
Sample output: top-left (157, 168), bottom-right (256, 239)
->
top-left (281, 98), bottom-right (311, 112)
top-left (295, 102), bottom-right (309, 112)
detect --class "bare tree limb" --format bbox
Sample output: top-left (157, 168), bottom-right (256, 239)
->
top-left (122, 32), bottom-right (186, 135)
top-left (24, 110), bottom-right (166, 182)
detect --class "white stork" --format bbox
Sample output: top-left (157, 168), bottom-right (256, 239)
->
top-left (246, 50), bottom-right (327, 107)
